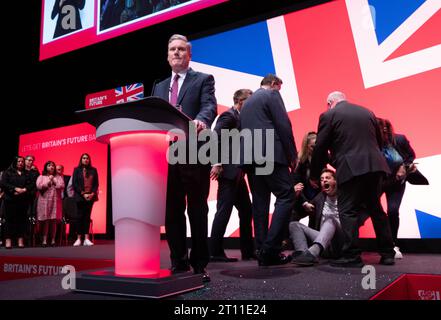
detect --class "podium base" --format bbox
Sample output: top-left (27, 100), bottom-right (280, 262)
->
top-left (75, 269), bottom-right (204, 299)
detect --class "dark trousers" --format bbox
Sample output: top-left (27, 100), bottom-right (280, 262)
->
top-left (246, 164), bottom-right (295, 255)
top-left (384, 180), bottom-right (406, 243)
top-left (75, 201), bottom-right (94, 235)
top-left (3, 200), bottom-right (28, 239)
top-left (338, 172), bottom-right (394, 259)
top-left (165, 163), bottom-right (211, 270)
top-left (210, 175), bottom-right (254, 257)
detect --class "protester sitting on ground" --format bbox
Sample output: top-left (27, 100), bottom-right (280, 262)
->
top-left (289, 169), bottom-right (344, 266)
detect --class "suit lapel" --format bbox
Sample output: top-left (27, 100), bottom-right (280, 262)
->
top-left (177, 68), bottom-right (196, 105)
top-left (232, 108), bottom-right (240, 130)
top-left (161, 77), bottom-right (171, 101)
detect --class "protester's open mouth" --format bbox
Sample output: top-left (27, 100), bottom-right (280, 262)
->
top-left (324, 183), bottom-right (330, 190)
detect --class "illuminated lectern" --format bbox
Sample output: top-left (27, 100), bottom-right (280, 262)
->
top-left (74, 97), bottom-right (203, 298)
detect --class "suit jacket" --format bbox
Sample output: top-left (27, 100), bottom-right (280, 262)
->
top-left (213, 107), bottom-right (242, 180)
top-left (72, 166), bottom-right (99, 203)
top-left (153, 68), bottom-right (217, 127)
top-left (239, 88), bottom-right (297, 166)
top-left (63, 175), bottom-right (71, 199)
top-left (394, 134), bottom-right (415, 165)
top-left (393, 133), bottom-right (428, 185)
top-left (311, 101), bottom-right (390, 184)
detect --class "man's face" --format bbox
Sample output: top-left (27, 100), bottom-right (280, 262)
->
top-left (320, 171), bottom-right (337, 196)
top-left (56, 165), bottom-right (64, 175)
top-left (25, 157), bottom-right (34, 169)
top-left (167, 39), bottom-right (191, 73)
top-left (271, 81), bottom-right (282, 91)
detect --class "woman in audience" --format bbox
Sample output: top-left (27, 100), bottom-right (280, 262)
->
top-left (0, 156), bottom-right (32, 248)
top-left (292, 131), bottom-right (321, 220)
top-left (377, 118), bottom-right (416, 259)
top-left (36, 161), bottom-right (64, 247)
top-left (72, 153), bottom-right (99, 246)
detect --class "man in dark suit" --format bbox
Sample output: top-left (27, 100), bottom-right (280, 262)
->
top-left (56, 165), bottom-right (71, 199)
top-left (209, 89), bottom-right (255, 262)
top-left (153, 34), bottom-right (217, 281)
top-left (239, 74), bottom-right (297, 266)
top-left (310, 91), bottom-right (395, 267)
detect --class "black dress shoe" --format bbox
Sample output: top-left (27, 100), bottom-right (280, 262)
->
top-left (170, 265), bottom-right (191, 274)
top-left (194, 268), bottom-right (210, 282)
top-left (292, 250), bottom-right (319, 266)
top-left (241, 253), bottom-right (258, 261)
top-left (210, 255), bottom-right (238, 262)
top-left (379, 256), bottom-right (395, 265)
top-left (258, 252), bottom-right (292, 266)
top-left (330, 256), bottom-right (364, 268)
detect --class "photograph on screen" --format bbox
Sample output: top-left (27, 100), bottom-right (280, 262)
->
top-left (42, 0), bottom-right (95, 44)
top-left (99, 0), bottom-right (193, 32)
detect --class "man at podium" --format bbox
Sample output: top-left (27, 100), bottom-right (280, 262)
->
top-left (153, 34), bottom-right (217, 282)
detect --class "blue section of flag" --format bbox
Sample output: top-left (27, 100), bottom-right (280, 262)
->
top-left (368, 0), bottom-right (426, 44)
top-left (191, 21), bottom-right (276, 76)
top-left (415, 209), bottom-right (441, 238)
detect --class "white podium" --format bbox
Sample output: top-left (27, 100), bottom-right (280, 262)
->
top-left (74, 97), bottom-right (204, 298)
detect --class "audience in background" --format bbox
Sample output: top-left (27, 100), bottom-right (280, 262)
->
top-left (36, 161), bottom-right (65, 247)
top-left (72, 153), bottom-right (99, 247)
top-left (0, 156), bottom-right (33, 248)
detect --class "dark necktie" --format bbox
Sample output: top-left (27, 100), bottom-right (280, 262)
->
top-left (170, 74), bottom-right (180, 106)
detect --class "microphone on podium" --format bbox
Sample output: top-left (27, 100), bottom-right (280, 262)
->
top-left (150, 78), bottom-right (161, 96)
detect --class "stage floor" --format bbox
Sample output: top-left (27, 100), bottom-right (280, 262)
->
top-left (0, 240), bottom-right (440, 300)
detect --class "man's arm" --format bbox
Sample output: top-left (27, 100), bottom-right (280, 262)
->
top-left (268, 90), bottom-right (297, 167)
top-left (195, 74), bottom-right (217, 128)
top-left (311, 112), bottom-right (333, 180)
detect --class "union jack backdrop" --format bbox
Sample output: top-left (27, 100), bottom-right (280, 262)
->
top-left (189, 0), bottom-right (441, 239)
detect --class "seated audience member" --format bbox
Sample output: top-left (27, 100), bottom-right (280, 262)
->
top-left (289, 169), bottom-right (344, 266)
top-left (36, 161), bottom-right (65, 247)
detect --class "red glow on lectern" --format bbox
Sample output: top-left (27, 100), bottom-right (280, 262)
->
top-left (110, 133), bottom-right (170, 276)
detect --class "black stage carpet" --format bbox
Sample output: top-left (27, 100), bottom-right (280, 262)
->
top-left (0, 241), bottom-right (440, 300)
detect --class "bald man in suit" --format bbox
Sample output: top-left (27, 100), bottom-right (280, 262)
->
top-left (310, 91), bottom-right (395, 267)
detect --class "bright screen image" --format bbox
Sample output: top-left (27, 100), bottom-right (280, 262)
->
top-left (39, 0), bottom-right (228, 60)
top-left (192, 0), bottom-right (441, 239)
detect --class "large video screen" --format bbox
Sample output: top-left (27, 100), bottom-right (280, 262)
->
top-left (40, 0), bottom-right (228, 60)
top-left (193, 0), bottom-right (441, 239)
top-left (19, 123), bottom-right (108, 234)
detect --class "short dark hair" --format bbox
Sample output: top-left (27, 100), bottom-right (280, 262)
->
top-left (321, 168), bottom-right (336, 179)
top-left (233, 89), bottom-right (253, 104)
top-left (260, 74), bottom-right (282, 86)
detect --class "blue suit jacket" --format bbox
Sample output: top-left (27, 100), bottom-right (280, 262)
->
top-left (153, 68), bottom-right (217, 127)
top-left (311, 101), bottom-right (390, 184)
top-left (239, 88), bottom-right (297, 167)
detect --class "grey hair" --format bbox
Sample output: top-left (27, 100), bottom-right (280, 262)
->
top-left (327, 91), bottom-right (346, 105)
top-left (168, 34), bottom-right (192, 53)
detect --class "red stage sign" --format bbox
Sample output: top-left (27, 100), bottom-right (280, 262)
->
top-left (0, 256), bottom-right (113, 281)
top-left (85, 83), bottom-right (144, 109)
